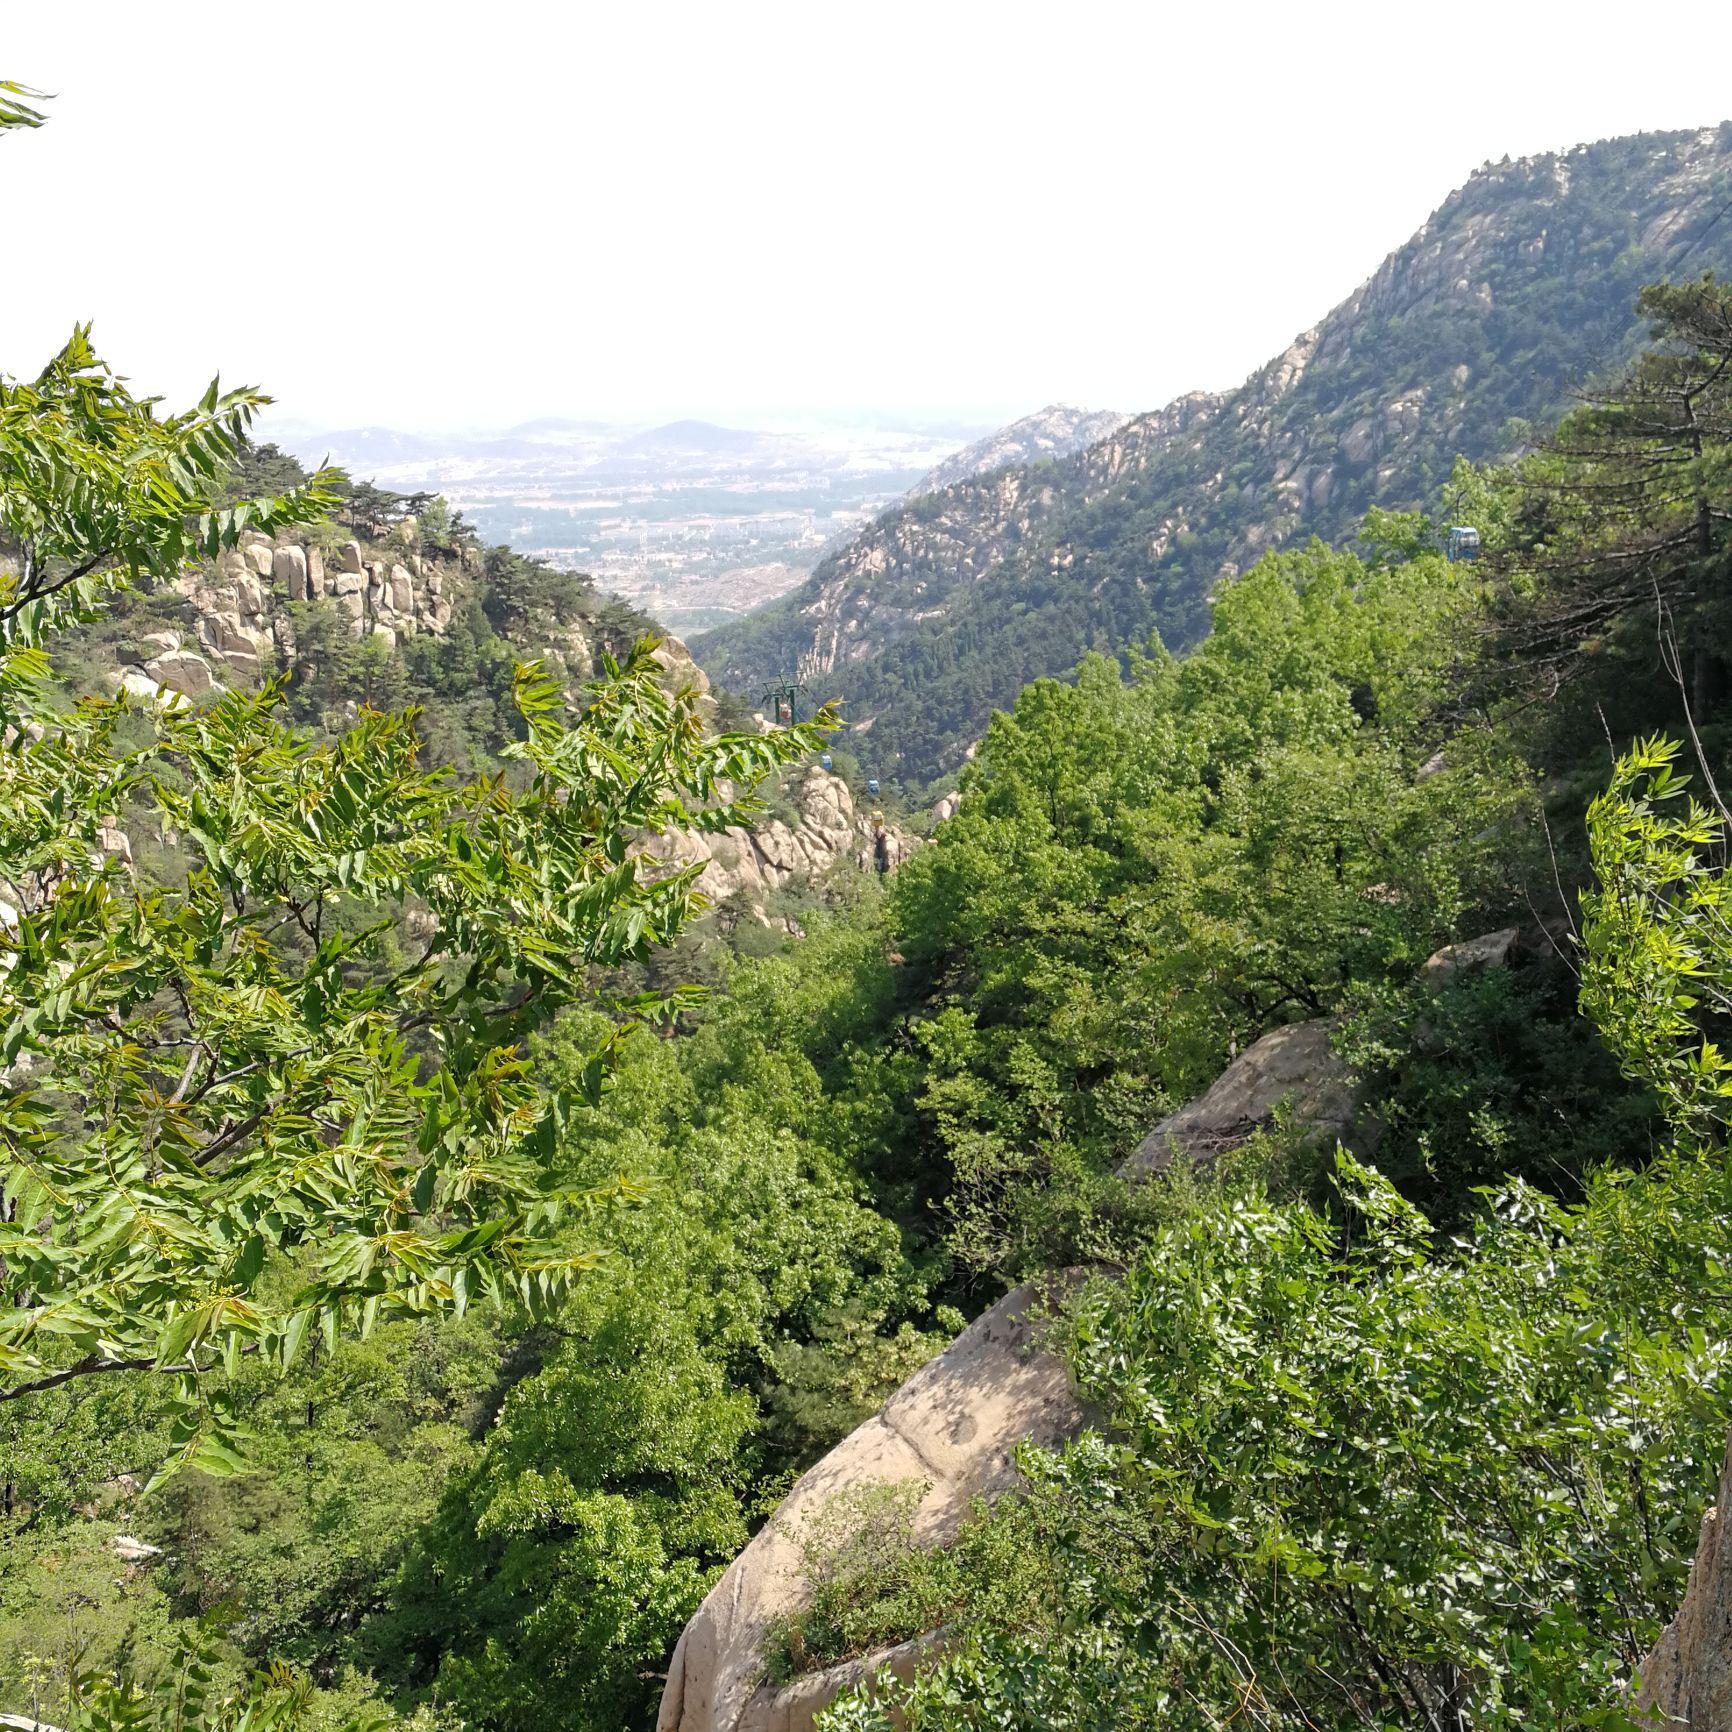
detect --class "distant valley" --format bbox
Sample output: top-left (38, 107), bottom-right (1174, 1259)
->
top-left (265, 413), bottom-right (967, 634)
top-left (269, 406), bottom-right (1129, 635)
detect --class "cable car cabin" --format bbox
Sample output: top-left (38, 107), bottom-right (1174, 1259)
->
top-left (866, 778), bottom-right (880, 798)
top-left (820, 752), bottom-right (834, 770)
top-left (1446, 525), bottom-right (1481, 563)
top-left (759, 679), bottom-right (813, 728)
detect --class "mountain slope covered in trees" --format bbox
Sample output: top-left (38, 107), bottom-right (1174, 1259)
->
top-left (698, 124), bottom-right (1732, 785)
top-left (16, 76), bottom-right (1732, 1732)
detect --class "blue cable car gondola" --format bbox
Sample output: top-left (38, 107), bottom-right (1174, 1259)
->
top-left (820, 752), bottom-right (833, 770)
top-left (866, 777), bottom-right (880, 798)
top-left (1446, 525), bottom-right (1481, 563)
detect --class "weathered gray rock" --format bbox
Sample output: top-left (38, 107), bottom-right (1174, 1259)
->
top-left (653, 634), bottom-right (714, 696)
top-left (1637, 1433), bottom-right (1732, 1726)
top-left (932, 791), bottom-right (961, 825)
top-left (1122, 1019), bottom-right (1357, 1177)
top-left (244, 543), bottom-right (274, 580)
top-left (95, 821), bottom-right (133, 867)
top-left (370, 623), bottom-right (398, 650)
top-left (337, 540), bottom-right (364, 574)
top-left (142, 649), bottom-right (219, 697)
top-left (333, 569), bottom-right (365, 597)
top-left (657, 1282), bottom-right (1083, 1732)
top-left (1422, 926), bottom-right (1520, 985)
top-left (117, 668), bottom-right (190, 710)
top-left (389, 564), bottom-right (414, 613)
top-left (306, 545), bottom-right (326, 597)
top-left (640, 767), bottom-right (914, 919)
top-left (109, 1534), bottom-right (163, 1563)
top-left (272, 543), bottom-right (308, 600)
top-left (736, 1632), bottom-right (947, 1732)
top-left (196, 613), bottom-right (271, 670)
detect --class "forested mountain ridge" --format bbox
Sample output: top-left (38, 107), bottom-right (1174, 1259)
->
top-left (698, 123), bottom-right (1732, 785)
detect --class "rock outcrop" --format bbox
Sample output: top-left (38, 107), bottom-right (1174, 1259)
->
top-left (641, 764), bottom-right (914, 921)
top-left (1637, 1433), bottom-right (1732, 1728)
top-left (1122, 1018), bottom-right (1358, 1177)
top-left (99, 530), bottom-right (881, 924)
top-left (1421, 925), bottom-right (1520, 984)
top-left (110, 525), bottom-right (468, 703)
top-left (913, 405), bottom-right (1129, 497)
top-left (658, 1015), bottom-right (1361, 1732)
top-left (658, 1281), bottom-right (1083, 1732)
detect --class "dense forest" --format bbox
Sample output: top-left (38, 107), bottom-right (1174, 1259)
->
top-left (8, 87), bottom-right (1732, 1732)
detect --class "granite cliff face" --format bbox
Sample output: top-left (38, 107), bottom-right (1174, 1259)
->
top-left (640, 761), bottom-right (913, 923)
top-left (699, 125), bottom-right (1732, 784)
top-left (100, 529), bottom-right (902, 921)
top-left (116, 524), bottom-right (471, 705)
top-left (912, 404), bottom-right (1128, 496)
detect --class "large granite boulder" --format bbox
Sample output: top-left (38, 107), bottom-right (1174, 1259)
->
top-left (659, 1019), bottom-right (1365, 1732)
top-left (272, 543), bottom-right (308, 600)
top-left (657, 1282), bottom-right (1083, 1732)
top-left (142, 649), bottom-right (220, 698)
top-left (117, 668), bottom-right (190, 710)
top-left (1421, 925), bottom-right (1520, 985)
top-left (1121, 1018), bottom-right (1357, 1177)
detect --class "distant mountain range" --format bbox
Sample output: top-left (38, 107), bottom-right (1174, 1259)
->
top-left (696, 123), bottom-right (1732, 788)
top-left (268, 415), bottom-right (988, 495)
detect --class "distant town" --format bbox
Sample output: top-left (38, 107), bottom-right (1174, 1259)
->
top-left (269, 415), bottom-right (986, 634)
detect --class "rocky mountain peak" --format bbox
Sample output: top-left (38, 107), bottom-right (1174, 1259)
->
top-left (913, 404), bottom-right (1129, 496)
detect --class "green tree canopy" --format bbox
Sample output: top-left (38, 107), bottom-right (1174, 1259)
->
top-left (0, 332), bottom-right (824, 1478)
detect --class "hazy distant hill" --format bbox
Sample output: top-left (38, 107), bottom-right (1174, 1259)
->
top-left (266, 414), bottom-right (977, 635)
top-left (698, 124), bottom-right (1732, 787)
top-left (913, 403), bottom-right (1127, 495)
top-left (619, 419), bottom-right (781, 458)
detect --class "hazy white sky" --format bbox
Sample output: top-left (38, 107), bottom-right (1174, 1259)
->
top-left (7, 1), bottom-right (1732, 433)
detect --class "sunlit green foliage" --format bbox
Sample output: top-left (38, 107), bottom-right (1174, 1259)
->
top-left (10, 77), bottom-right (1732, 1732)
top-left (0, 330), bottom-right (824, 1484)
top-left (888, 540), bottom-right (1525, 1274)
